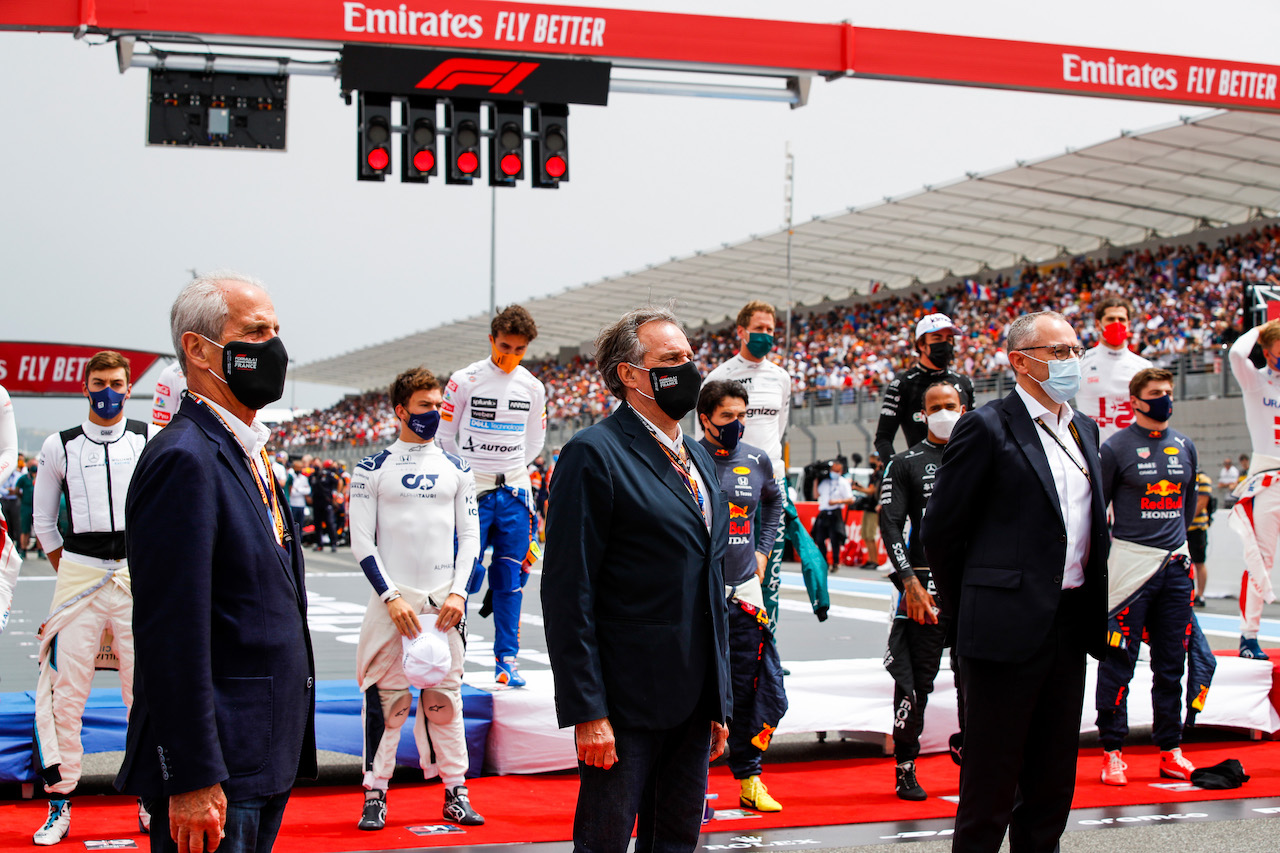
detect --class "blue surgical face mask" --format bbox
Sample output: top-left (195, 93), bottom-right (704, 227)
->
top-left (403, 410), bottom-right (440, 441)
top-left (88, 386), bottom-right (127, 419)
top-left (1138, 393), bottom-right (1173, 423)
top-left (704, 417), bottom-right (744, 452)
top-left (1022, 353), bottom-right (1082, 404)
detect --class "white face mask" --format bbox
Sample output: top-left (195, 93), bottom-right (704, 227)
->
top-left (926, 408), bottom-right (963, 441)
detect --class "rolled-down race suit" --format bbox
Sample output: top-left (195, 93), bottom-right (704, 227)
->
top-left (726, 591), bottom-right (788, 780)
top-left (1228, 463), bottom-right (1280, 638)
top-left (779, 499), bottom-right (830, 624)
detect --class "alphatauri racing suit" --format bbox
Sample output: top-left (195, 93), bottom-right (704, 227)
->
top-left (351, 439), bottom-right (481, 790)
top-left (874, 365), bottom-right (974, 461)
top-left (437, 357), bottom-right (546, 665)
top-left (879, 437), bottom-right (954, 764)
top-left (33, 417), bottom-right (150, 795)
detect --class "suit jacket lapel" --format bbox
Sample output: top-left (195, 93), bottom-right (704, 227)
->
top-left (617, 406), bottom-right (708, 530)
top-left (1003, 391), bottom-right (1066, 530)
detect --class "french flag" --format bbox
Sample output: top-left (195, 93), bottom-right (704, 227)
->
top-left (965, 279), bottom-right (993, 301)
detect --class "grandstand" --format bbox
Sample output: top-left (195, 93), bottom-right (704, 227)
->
top-left (282, 109), bottom-right (1280, 462)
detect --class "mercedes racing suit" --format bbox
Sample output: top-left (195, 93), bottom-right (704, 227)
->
top-left (32, 417), bottom-right (150, 795)
top-left (0, 385), bottom-right (18, 634)
top-left (699, 437), bottom-right (787, 780)
top-left (703, 353), bottom-right (793, 629)
top-left (879, 438), bottom-right (954, 764)
top-left (1076, 344), bottom-right (1152, 445)
top-left (351, 439), bottom-right (481, 790)
top-left (1096, 424), bottom-right (1199, 751)
top-left (438, 358), bottom-right (546, 666)
top-left (875, 365), bottom-right (974, 461)
top-left (1227, 325), bottom-right (1280, 637)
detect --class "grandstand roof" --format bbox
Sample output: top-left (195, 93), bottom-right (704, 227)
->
top-left (294, 109), bottom-right (1280, 391)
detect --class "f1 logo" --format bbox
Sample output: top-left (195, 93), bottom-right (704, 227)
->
top-left (416, 59), bottom-right (539, 94)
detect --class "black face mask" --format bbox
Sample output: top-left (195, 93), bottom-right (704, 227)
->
top-left (927, 341), bottom-right (955, 369)
top-left (630, 360), bottom-right (702, 421)
top-left (204, 335), bottom-right (289, 411)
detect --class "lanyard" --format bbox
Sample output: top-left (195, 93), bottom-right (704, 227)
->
top-left (1035, 417), bottom-right (1091, 484)
top-left (195, 395), bottom-right (286, 546)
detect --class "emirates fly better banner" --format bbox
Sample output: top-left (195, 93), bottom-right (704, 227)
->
top-left (0, 342), bottom-right (165, 396)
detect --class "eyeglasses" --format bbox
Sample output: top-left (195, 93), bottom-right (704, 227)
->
top-left (1015, 344), bottom-right (1085, 360)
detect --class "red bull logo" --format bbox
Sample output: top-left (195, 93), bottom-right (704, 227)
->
top-left (1145, 479), bottom-right (1182, 497)
top-left (729, 503), bottom-right (749, 519)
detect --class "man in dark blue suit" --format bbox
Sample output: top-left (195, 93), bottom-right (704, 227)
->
top-left (542, 306), bottom-right (731, 853)
top-left (922, 311), bottom-right (1109, 853)
top-left (117, 273), bottom-right (316, 853)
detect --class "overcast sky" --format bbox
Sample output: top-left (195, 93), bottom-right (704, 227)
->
top-left (3, 0), bottom-right (1278, 438)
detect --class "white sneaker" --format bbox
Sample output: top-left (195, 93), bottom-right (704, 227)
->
top-left (33, 799), bottom-right (71, 846)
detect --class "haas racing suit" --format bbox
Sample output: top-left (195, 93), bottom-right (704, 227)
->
top-left (698, 436), bottom-right (786, 780)
top-left (0, 385), bottom-right (19, 634)
top-left (149, 361), bottom-right (186, 428)
top-left (1227, 325), bottom-right (1280, 639)
top-left (879, 438), bottom-right (957, 764)
top-left (437, 357), bottom-right (546, 673)
top-left (875, 365), bottom-right (974, 461)
top-left (1096, 424), bottom-right (1209, 750)
top-left (32, 418), bottom-right (150, 795)
top-left (1077, 344), bottom-right (1153, 445)
top-left (351, 439), bottom-right (481, 791)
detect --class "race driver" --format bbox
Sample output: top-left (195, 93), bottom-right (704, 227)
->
top-left (0, 383), bottom-right (19, 636)
top-left (1227, 317), bottom-right (1280, 659)
top-left (874, 313), bottom-right (975, 461)
top-left (149, 359), bottom-right (185, 429)
top-left (351, 366), bottom-right (484, 830)
top-left (1077, 297), bottom-right (1153, 444)
top-left (438, 304), bottom-right (547, 687)
top-left (879, 379), bottom-right (965, 800)
top-left (31, 351), bottom-right (152, 845)
top-left (696, 379), bottom-right (786, 813)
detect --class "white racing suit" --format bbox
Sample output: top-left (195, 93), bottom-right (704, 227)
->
top-left (1229, 457), bottom-right (1280, 638)
top-left (0, 384), bottom-right (18, 633)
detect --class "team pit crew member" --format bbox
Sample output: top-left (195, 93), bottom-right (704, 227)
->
top-left (1227, 318), bottom-right (1280, 660)
top-left (703, 301), bottom-right (792, 625)
top-left (696, 380), bottom-right (787, 813)
top-left (811, 458), bottom-right (854, 572)
top-left (1096, 368), bottom-right (1200, 786)
top-left (1077, 298), bottom-right (1153, 444)
top-left (351, 367), bottom-right (484, 830)
top-left (31, 351), bottom-right (151, 845)
top-left (879, 380), bottom-right (965, 801)
top-left (438, 305), bottom-right (547, 688)
top-left (874, 313), bottom-right (975, 462)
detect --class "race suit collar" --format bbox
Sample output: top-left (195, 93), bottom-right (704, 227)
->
top-left (391, 438), bottom-right (441, 454)
top-left (80, 419), bottom-right (127, 443)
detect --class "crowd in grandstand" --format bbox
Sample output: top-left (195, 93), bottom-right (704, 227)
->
top-left (274, 226), bottom-right (1274, 449)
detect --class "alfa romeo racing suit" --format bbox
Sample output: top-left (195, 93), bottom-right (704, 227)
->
top-left (879, 438), bottom-right (954, 764)
top-left (1227, 325), bottom-right (1280, 637)
top-left (351, 439), bottom-right (481, 790)
top-left (438, 358), bottom-right (546, 667)
top-left (1096, 424), bottom-right (1200, 751)
top-left (0, 385), bottom-right (18, 634)
top-left (703, 354), bottom-right (793, 628)
top-left (875, 365), bottom-right (974, 461)
top-left (32, 418), bottom-right (150, 795)
top-left (698, 436), bottom-right (786, 780)
top-left (1076, 344), bottom-right (1153, 445)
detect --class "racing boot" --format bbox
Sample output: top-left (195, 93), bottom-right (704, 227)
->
top-left (495, 657), bottom-right (526, 688)
top-left (894, 762), bottom-right (927, 801)
top-left (1100, 749), bottom-right (1128, 786)
top-left (33, 798), bottom-right (71, 846)
top-left (1159, 747), bottom-right (1196, 781)
top-left (739, 775), bottom-right (782, 811)
top-left (137, 799), bottom-right (151, 834)
top-left (443, 785), bottom-right (485, 826)
top-left (357, 790), bottom-right (386, 831)
top-left (1240, 636), bottom-right (1270, 660)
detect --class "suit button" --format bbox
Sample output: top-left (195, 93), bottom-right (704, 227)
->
top-left (1058, 535), bottom-right (1066, 543)
top-left (162, 772), bottom-right (169, 781)
top-left (1053, 574), bottom-right (1063, 585)
top-left (306, 677), bottom-right (314, 689)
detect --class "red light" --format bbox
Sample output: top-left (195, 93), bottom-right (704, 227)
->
top-left (500, 153), bottom-right (523, 176)
top-left (413, 149), bottom-right (435, 173)
top-left (367, 147), bottom-right (389, 172)
top-left (457, 151), bottom-right (479, 174)
top-left (544, 155), bottom-right (567, 178)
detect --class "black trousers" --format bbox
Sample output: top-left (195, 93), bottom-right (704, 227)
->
top-left (952, 589), bottom-right (1087, 853)
top-left (810, 510), bottom-right (845, 566)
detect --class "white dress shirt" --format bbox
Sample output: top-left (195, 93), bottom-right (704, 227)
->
top-left (1015, 385), bottom-right (1091, 589)
top-left (631, 405), bottom-right (712, 532)
top-left (816, 474), bottom-right (853, 512)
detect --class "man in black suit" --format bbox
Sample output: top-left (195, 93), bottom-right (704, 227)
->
top-left (542, 306), bottom-right (731, 853)
top-left (118, 272), bottom-right (316, 853)
top-left (922, 310), bottom-right (1109, 853)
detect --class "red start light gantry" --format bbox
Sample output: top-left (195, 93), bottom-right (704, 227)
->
top-left (413, 149), bottom-right (436, 172)
top-left (544, 155), bottom-right (567, 178)
top-left (367, 147), bottom-right (390, 171)
top-left (500, 153), bottom-right (523, 176)
top-left (457, 151), bottom-right (479, 174)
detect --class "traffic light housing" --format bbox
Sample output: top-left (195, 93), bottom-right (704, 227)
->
top-left (531, 104), bottom-right (569, 188)
top-left (358, 92), bottom-right (393, 181)
top-left (489, 102), bottom-right (525, 188)
top-left (445, 99), bottom-right (482, 185)
top-left (402, 96), bottom-right (438, 183)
